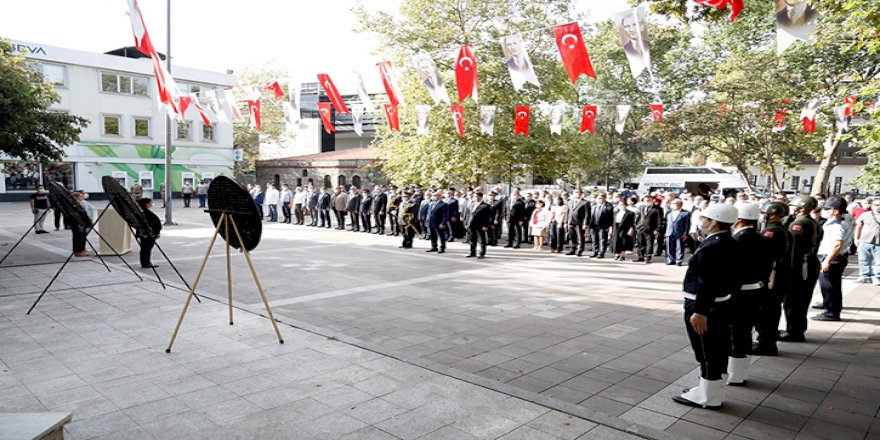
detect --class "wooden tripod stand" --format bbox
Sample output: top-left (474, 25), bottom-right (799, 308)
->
top-left (165, 212), bottom-right (283, 352)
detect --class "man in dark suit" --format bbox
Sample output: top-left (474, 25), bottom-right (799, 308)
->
top-left (372, 185), bottom-right (388, 235)
top-left (567, 189), bottom-right (591, 256)
top-left (504, 188), bottom-right (526, 248)
top-left (445, 189), bottom-right (459, 242)
top-left (665, 198), bottom-right (691, 265)
top-left (589, 193), bottom-right (615, 258)
top-left (488, 191), bottom-right (503, 246)
top-left (635, 194), bottom-right (663, 263)
top-left (346, 187), bottom-right (361, 231)
top-left (360, 189), bottom-right (373, 233)
top-left (493, 186), bottom-right (508, 244)
top-left (426, 190), bottom-right (449, 253)
top-left (137, 198), bottom-right (162, 268)
top-left (523, 193), bottom-right (537, 244)
top-left (307, 187), bottom-right (320, 227)
top-left (318, 188), bottom-right (332, 228)
top-left (466, 192), bottom-right (491, 259)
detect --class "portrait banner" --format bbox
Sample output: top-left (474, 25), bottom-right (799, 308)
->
top-left (480, 106), bottom-right (496, 136)
top-left (413, 53), bottom-right (451, 105)
top-left (499, 34), bottom-right (540, 91)
top-left (222, 88), bottom-right (243, 121)
top-left (615, 105), bottom-right (631, 134)
top-left (351, 70), bottom-right (374, 111)
top-left (352, 105), bottom-right (365, 136)
top-left (287, 75), bottom-right (302, 124)
top-left (776, 0), bottom-right (817, 53)
top-left (205, 90), bottom-right (229, 124)
top-left (833, 106), bottom-right (848, 132)
top-left (415, 105), bottom-right (431, 137)
top-left (548, 104), bottom-right (565, 135)
top-left (614, 6), bottom-right (651, 79)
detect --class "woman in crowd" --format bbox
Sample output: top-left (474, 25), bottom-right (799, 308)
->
top-left (529, 200), bottom-right (550, 251)
top-left (611, 196), bottom-right (637, 261)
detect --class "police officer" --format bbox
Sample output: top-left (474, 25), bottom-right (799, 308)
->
top-left (780, 196), bottom-right (820, 342)
top-left (752, 201), bottom-right (792, 356)
top-left (673, 204), bottom-right (740, 409)
top-left (466, 192), bottom-right (491, 259)
top-left (728, 202), bottom-right (770, 386)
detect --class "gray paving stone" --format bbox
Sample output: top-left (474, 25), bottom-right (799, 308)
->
top-left (375, 411), bottom-right (446, 440)
top-left (527, 411), bottom-right (597, 440)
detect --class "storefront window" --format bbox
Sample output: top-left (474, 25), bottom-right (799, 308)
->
top-left (1, 161), bottom-right (73, 192)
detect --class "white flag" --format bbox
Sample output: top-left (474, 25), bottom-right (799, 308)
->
top-left (413, 53), bottom-right (451, 105)
top-left (500, 34), bottom-right (540, 91)
top-left (222, 88), bottom-right (243, 121)
top-left (777, 0), bottom-right (818, 53)
top-left (800, 99), bottom-right (820, 120)
top-left (549, 104), bottom-right (565, 135)
top-left (287, 75), bottom-right (301, 124)
top-left (204, 90), bottom-right (229, 124)
top-left (415, 105), bottom-right (431, 137)
top-left (615, 105), bottom-right (631, 134)
top-left (479, 106), bottom-right (496, 136)
top-left (352, 70), bottom-right (374, 111)
top-left (352, 106), bottom-right (365, 136)
top-left (833, 106), bottom-right (848, 132)
top-left (614, 6), bottom-right (651, 79)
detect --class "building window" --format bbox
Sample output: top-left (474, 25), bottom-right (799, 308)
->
top-left (765, 176), bottom-right (771, 189)
top-left (791, 175), bottom-right (800, 191)
top-left (133, 117), bottom-right (150, 138)
top-left (302, 169), bottom-right (308, 177)
top-left (323, 175), bottom-right (332, 189)
top-left (103, 115), bottom-right (121, 136)
top-left (100, 71), bottom-right (149, 96)
top-left (352, 175), bottom-right (361, 188)
top-left (176, 121), bottom-right (192, 140)
top-left (833, 176), bottom-right (843, 195)
top-left (338, 175), bottom-right (346, 187)
top-left (202, 124), bottom-right (215, 142)
top-left (844, 150), bottom-right (854, 158)
top-left (749, 175), bottom-right (757, 186)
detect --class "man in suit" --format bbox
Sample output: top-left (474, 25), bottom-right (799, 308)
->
top-left (372, 185), bottom-right (388, 235)
top-left (567, 189), bottom-right (591, 256)
top-left (333, 185), bottom-right (349, 230)
top-left (137, 197), bottom-right (162, 268)
top-left (418, 192), bottom-right (431, 239)
top-left (346, 187), bottom-right (360, 231)
top-left (493, 186), bottom-right (508, 244)
top-left (635, 194), bottom-right (663, 263)
top-left (589, 193), bottom-right (615, 258)
top-left (426, 190), bottom-right (449, 253)
top-left (445, 189), bottom-right (460, 242)
top-left (467, 192), bottom-right (491, 259)
top-left (487, 191), bottom-right (503, 246)
top-left (665, 198), bottom-right (691, 265)
top-left (319, 188), bottom-right (332, 229)
top-left (504, 188), bottom-right (526, 248)
top-left (360, 189), bottom-right (373, 233)
top-left (523, 192), bottom-right (537, 244)
top-left (307, 186), bottom-right (320, 227)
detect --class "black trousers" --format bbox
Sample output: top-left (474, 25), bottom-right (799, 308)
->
top-left (283, 204), bottom-right (292, 223)
top-left (507, 220), bottom-right (521, 246)
top-left (389, 211), bottom-right (399, 234)
top-left (294, 204), bottom-right (304, 224)
top-left (590, 227), bottom-right (608, 256)
top-left (183, 194), bottom-right (192, 207)
top-left (818, 255), bottom-right (847, 318)
top-left (336, 211), bottom-right (346, 229)
top-left (637, 230), bottom-right (654, 259)
top-left (756, 281), bottom-right (787, 347)
top-left (139, 236), bottom-right (155, 266)
top-left (684, 299), bottom-right (731, 380)
top-left (655, 230), bottom-right (666, 256)
top-left (549, 221), bottom-right (559, 250)
top-left (520, 223), bottom-right (530, 243)
top-left (361, 213), bottom-right (371, 231)
top-left (321, 209), bottom-right (332, 227)
top-left (469, 227), bottom-right (487, 256)
top-left (568, 224), bottom-right (585, 253)
top-left (72, 228), bottom-right (88, 253)
top-left (350, 212), bottom-right (360, 231)
top-left (554, 224), bottom-right (566, 252)
top-left (730, 289), bottom-right (760, 358)
top-left (785, 258), bottom-right (820, 335)
top-left (402, 223), bottom-right (416, 248)
top-left (374, 213), bottom-right (386, 233)
top-left (491, 223), bottom-right (501, 245)
top-left (429, 225), bottom-right (446, 250)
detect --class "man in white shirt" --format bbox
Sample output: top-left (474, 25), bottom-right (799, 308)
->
top-left (813, 197), bottom-right (848, 321)
top-left (265, 183), bottom-right (280, 222)
top-left (292, 186), bottom-right (307, 225)
top-left (280, 184), bottom-right (294, 223)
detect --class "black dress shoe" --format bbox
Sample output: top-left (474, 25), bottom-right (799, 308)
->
top-left (504, 245), bottom-right (513, 248)
top-left (513, 245), bottom-right (520, 249)
top-left (811, 302), bottom-right (826, 310)
top-left (565, 251), bottom-right (576, 255)
top-left (426, 248), bottom-right (438, 252)
top-left (751, 343), bottom-right (778, 356)
top-left (778, 332), bottom-right (806, 342)
top-left (727, 380), bottom-right (747, 387)
top-left (671, 395), bottom-right (722, 410)
top-left (438, 249), bottom-right (445, 254)
top-left (477, 255), bottom-right (485, 259)
top-left (141, 264), bottom-right (158, 268)
top-left (466, 254), bottom-right (475, 258)
top-left (811, 313), bottom-right (840, 322)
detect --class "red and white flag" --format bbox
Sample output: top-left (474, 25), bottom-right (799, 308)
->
top-left (317, 102), bottom-right (335, 134)
top-left (191, 94), bottom-right (212, 126)
top-left (317, 73), bottom-right (350, 114)
top-left (455, 45), bottom-right (479, 103)
top-left (692, 0), bottom-right (744, 22)
top-left (177, 96), bottom-right (193, 119)
top-left (514, 106), bottom-right (530, 136)
top-left (800, 99), bottom-right (820, 133)
top-left (204, 90), bottom-right (229, 124)
top-left (265, 81), bottom-right (284, 101)
top-left (844, 96), bottom-right (858, 117)
top-left (384, 104), bottom-right (400, 132)
top-left (772, 109), bottom-right (788, 132)
top-left (553, 22), bottom-right (596, 84)
top-left (377, 61), bottom-right (405, 107)
top-left (451, 105), bottom-right (465, 138)
top-left (650, 104), bottom-right (664, 121)
top-left (222, 89), bottom-right (243, 121)
top-left (126, 0), bottom-right (180, 116)
top-left (247, 98), bottom-right (261, 131)
top-left (580, 105), bottom-right (597, 134)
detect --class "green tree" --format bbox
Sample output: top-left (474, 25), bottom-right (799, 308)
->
top-left (232, 67), bottom-right (291, 178)
top-left (0, 39), bottom-right (88, 162)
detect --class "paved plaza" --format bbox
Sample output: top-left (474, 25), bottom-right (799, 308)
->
top-left (2, 201), bottom-right (880, 440)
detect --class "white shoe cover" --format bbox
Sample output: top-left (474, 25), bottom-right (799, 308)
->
top-left (727, 356), bottom-right (749, 385)
top-left (681, 377), bottom-right (724, 407)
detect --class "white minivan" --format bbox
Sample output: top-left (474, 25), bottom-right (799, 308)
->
top-left (635, 167), bottom-right (750, 199)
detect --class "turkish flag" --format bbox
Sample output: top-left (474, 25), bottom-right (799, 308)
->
top-left (514, 106), bottom-right (530, 136)
top-left (844, 96), bottom-right (857, 117)
top-left (317, 102), bottom-right (334, 134)
top-left (801, 99), bottom-right (820, 134)
top-left (377, 61), bottom-right (404, 107)
top-left (190, 94), bottom-right (211, 126)
top-left (803, 117), bottom-right (816, 133)
top-left (553, 22), bottom-right (596, 84)
top-left (266, 81), bottom-right (284, 101)
top-left (455, 46), bottom-right (479, 103)
top-left (580, 105), bottom-right (597, 134)
top-left (317, 73), bottom-right (350, 114)
top-left (650, 104), bottom-right (664, 121)
top-left (384, 104), bottom-right (400, 132)
top-left (127, 0), bottom-right (179, 116)
top-left (451, 105), bottom-right (465, 138)
top-left (247, 99), bottom-right (261, 131)
top-left (773, 109), bottom-right (788, 132)
top-left (693, 0), bottom-right (744, 22)
top-left (177, 96), bottom-right (193, 119)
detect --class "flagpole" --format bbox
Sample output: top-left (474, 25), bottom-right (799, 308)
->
top-left (164, 0), bottom-right (174, 225)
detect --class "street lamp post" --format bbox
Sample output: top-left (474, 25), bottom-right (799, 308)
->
top-left (163, 0), bottom-right (174, 225)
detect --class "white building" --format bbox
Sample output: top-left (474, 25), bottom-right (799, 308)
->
top-left (0, 39), bottom-right (235, 200)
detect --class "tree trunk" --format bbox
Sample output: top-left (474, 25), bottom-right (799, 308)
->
top-left (812, 132), bottom-right (842, 196)
top-left (735, 163), bottom-right (753, 192)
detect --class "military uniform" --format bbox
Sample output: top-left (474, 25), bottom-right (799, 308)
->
top-left (398, 197), bottom-right (419, 249)
top-left (783, 214), bottom-right (820, 341)
top-left (729, 225), bottom-right (770, 383)
top-left (753, 219), bottom-right (792, 355)
top-left (387, 193), bottom-right (402, 236)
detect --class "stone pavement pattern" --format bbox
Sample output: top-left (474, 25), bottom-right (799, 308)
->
top-left (2, 201), bottom-right (880, 439)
